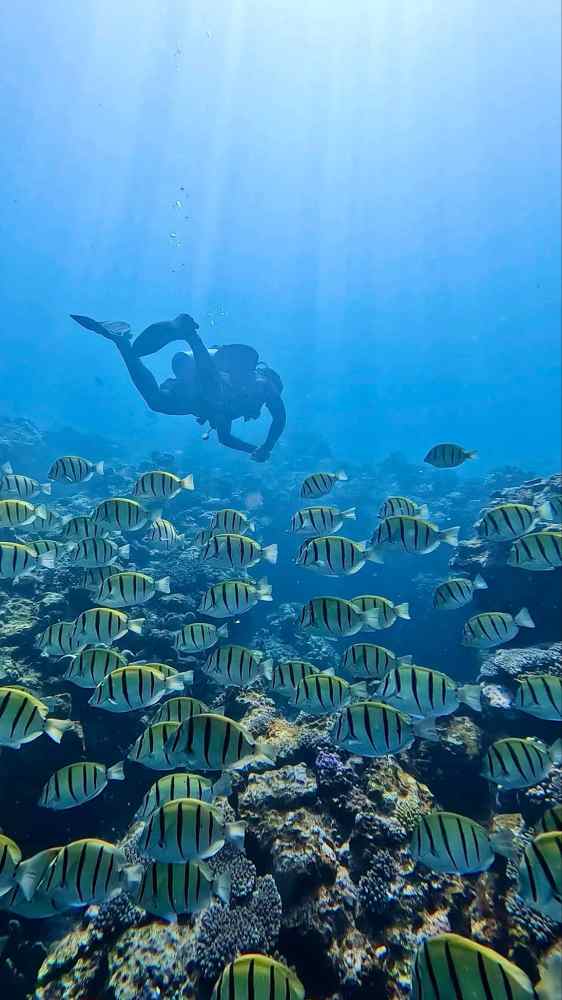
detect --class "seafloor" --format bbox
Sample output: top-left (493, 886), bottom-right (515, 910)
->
top-left (0, 417), bottom-right (560, 999)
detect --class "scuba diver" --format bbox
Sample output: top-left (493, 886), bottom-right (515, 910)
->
top-left (70, 313), bottom-right (286, 462)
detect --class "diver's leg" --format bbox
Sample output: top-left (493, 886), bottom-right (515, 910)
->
top-left (113, 340), bottom-right (163, 408)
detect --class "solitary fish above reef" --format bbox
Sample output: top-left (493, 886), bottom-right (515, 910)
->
top-left (424, 443), bottom-right (478, 468)
top-left (513, 674), bottom-right (562, 722)
top-left (410, 811), bottom-right (515, 874)
top-left (462, 608), bottom-right (535, 648)
top-left (508, 530), bottom-right (562, 571)
top-left (135, 859), bottom-right (230, 921)
top-left (482, 736), bottom-right (562, 790)
top-left (48, 455), bottom-right (104, 483)
top-left (132, 469), bottom-right (194, 499)
top-left (433, 574), bottom-right (487, 610)
top-left (300, 470), bottom-right (348, 498)
top-left (291, 505), bottom-right (356, 534)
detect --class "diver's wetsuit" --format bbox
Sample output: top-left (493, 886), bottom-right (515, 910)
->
top-left (70, 314), bottom-right (286, 461)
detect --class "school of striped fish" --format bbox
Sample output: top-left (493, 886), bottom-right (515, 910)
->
top-left (0, 443), bottom-right (561, 999)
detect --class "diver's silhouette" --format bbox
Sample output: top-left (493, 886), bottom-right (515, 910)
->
top-left (71, 313), bottom-right (286, 461)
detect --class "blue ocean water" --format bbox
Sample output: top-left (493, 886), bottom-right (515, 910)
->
top-left (0, 5), bottom-right (561, 1000)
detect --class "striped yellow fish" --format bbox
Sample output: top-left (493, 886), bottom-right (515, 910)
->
top-left (209, 508), bottom-right (255, 533)
top-left (48, 455), bottom-right (104, 482)
top-left (22, 539), bottom-right (75, 561)
top-left (96, 570), bottom-right (170, 607)
top-left (69, 538), bottom-right (129, 567)
top-left (340, 643), bottom-right (412, 680)
top-left (508, 530), bottom-right (562, 571)
top-left (0, 834), bottom-right (22, 892)
top-left (72, 607), bottom-right (144, 644)
top-left (350, 594), bottom-right (410, 630)
top-left (378, 496), bottom-right (429, 519)
top-left (62, 646), bottom-right (129, 688)
top-left (173, 621), bottom-right (228, 653)
top-left (300, 470), bottom-right (348, 498)
top-left (292, 673), bottom-right (367, 715)
top-left (517, 831), bottom-right (562, 922)
top-left (299, 596), bottom-right (381, 636)
top-left (462, 608), bottom-right (535, 648)
top-left (203, 645), bottom-right (273, 688)
top-left (165, 713), bottom-right (276, 772)
top-left (39, 760), bottom-right (125, 810)
top-left (138, 797), bottom-right (245, 862)
top-left (476, 502), bottom-right (552, 540)
top-left (88, 665), bottom-right (192, 713)
top-left (333, 700), bottom-right (434, 757)
top-left (200, 533), bottom-right (278, 569)
top-left (482, 737), bottom-right (562, 790)
top-left (18, 839), bottom-right (142, 907)
top-left (0, 463), bottom-right (51, 499)
top-left (513, 674), bottom-right (561, 721)
top-left (377, 665), bottom-right (481, 718)
top-left (92, 497), bottom-right (158, 532)
top-left (296, 535), bottom-right (382, 574)
top-left (61, 515), bottom-right (109, 540)
top-left (410, 811), bottom-right (515, 874)
top-left (0, 687), bottom-right (75, 748)
top-left (127, 722), bottom-right (182, 770)
top-left (199, 578), bottom-right (273, 618)
top-left (132, 469), bottom-right (194, 499)
top-left (411, 933), bottom-right (548, 1000)
top-left (372, 515), bottom-right (459, 554)
top-left (135, 860), bottom-right (230, 921)
top-left (290, 505), bottom-right (356, 534)
top-left (270, 660), bottom-right (320, 698)
top-left (211, 955), bottom-right (305, 1000)
top-left (433, 574), bottom-right (488, 610)
top-left (151, 695), bottom-right (209, 725)
top-left (0, 541), bottom-right (55, 579)
top-left (135, 772), bottom-right (231, 820)
top-left (0, 499), bottom-right (46, 528)
top-left (145, 518), bottom-right (184, 546)
top-left (424, 443), bottom-right (478, 468)
top-left (37, 621), bottom-right (84, 656)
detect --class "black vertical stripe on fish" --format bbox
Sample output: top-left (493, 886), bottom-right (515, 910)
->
top-left (477, 952), bottom-right (495, 1000)
top-left (221, 719), bottom-right (230, 766)
top-left (517, 742), bottom-right (538, 779)
top-left (76, 843), bottom-right (89, 901)
top-left (454, 816), bottom-right (470, 868)
top-left (443, 940), bottom-right (464, 1000)
top-left (531, 839), bottom-right (560, 895)
top-left (423, 941), bottom-right (442, 999)
top-left (91, 844), bottom-right (105, 897)
top-left (177, 800), bottom-right (184, 857)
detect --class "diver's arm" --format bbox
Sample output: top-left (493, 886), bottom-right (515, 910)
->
top-left (252, 391), bottom-right (286, 461)
top-left (216, 420), bottom-right (256, 455)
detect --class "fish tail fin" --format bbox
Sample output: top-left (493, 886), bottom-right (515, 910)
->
top-left (262, 543), bottom-right (278, 565)
top-left (549, 738), bottom-right (562, 763)
top-left (473, 574), bottom-right (488, 590)
top-left (490, 828), bottom-right (517, 860)
top-left (217, 624), bottom-right (229, 639)
top-left (167, 671), bottom-right (193, 691)
top-left (225, 821), bottom-right (246, 852)
top-left (261, 658), bottom-right (274, 681)
top-left (181, 474), bottom-right (195, 491)
top-left (536, 501), bottom-right (553, 521)
top-left (122, 864), bottom-right (144, 892)
top-left (336, 470), bottom-right (348, 481)
top-left (107, 760), bottom-right (126, 781)
top-left (212, 773), bottom-right (233, 799)
top-left (156, 576), bottom-right (171, 594)
top-left (459, 684), bottom-right (482, 712)
top-left (397, 654), bottom-right (414, 666)
top-left (44, 718), bottom-right (74, 743)
top-left (255, 738), bottom-right (277, 763)
top-left (394, 602), bottom-right (410, 620)
top-left (214, 871), bottom-right (231, 906)
top-left (41, 482), bottom-right (52, 495)
top-left (465, 450), bottom-right (478, 460)
top-left (365, 544), bottom-right (384, 563)
top-left (417, 504), bottom-right (429, 518)
top-left (440, 525), bottom-right (460, 547)
top-left (1, 461), bottom-right (13, 474)
top-left (414, 717), bottom-right (439, 742)
top-left (38, 551), bottom-right (56, 570)
top-left (342, 507), bottom-right (356, 520)
top-left (536, 952), bottom-right (562, 1000)
top-left (95, 461), bottom-right (105, 475)
top-left (128, 618), bottom-right (145, 635)
top-left (34, 504), bottom-right (47, 520)
top-left (351, 680), bottom-right (368, 700)
top-left (15, 854), bottom-right (53, 901)
top-left (515, 607), bottom-right (535, 629)
top-left (257, 577), bottom-right (273, 601)
top-left (118, 545), bottom-right (130, 560)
